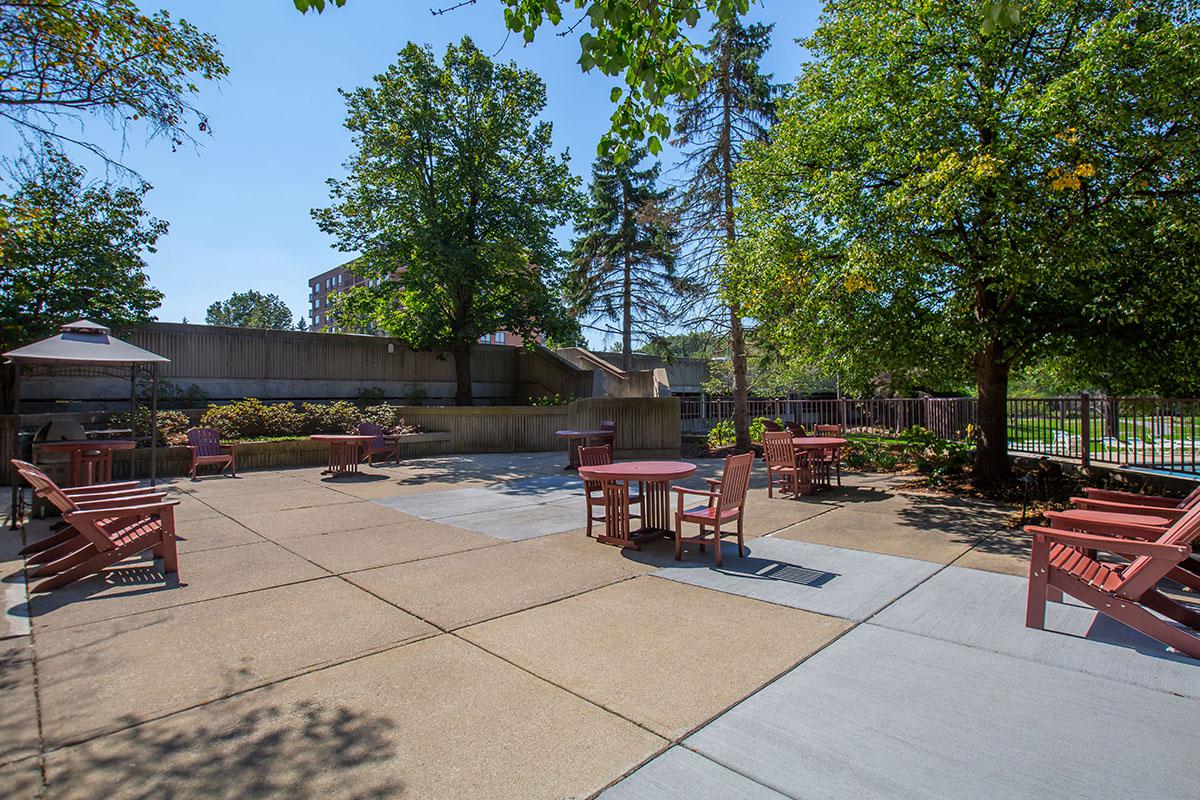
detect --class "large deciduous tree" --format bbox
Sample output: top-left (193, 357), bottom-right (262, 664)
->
top-left (313, 37), bottom-right (578, 405)
top-left (567, 147), bottom-right (680, 369)
top-left (206, 291), bottom-right (296, 330)
top-left (671, 17), bottom-right (776, 451)
top-left (0, 147), bottom-right (165, 401)
top-left (0, 0), bottom-right (227, 166)
top-left (730, 0), bottom-right (1200, 482)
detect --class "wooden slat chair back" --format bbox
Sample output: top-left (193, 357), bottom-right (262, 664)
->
top-left (578, 445), bottom-right (640, 537)
top-left (357, 422), bottom-right (400, 466)
top-left (763, 431), bottom-right (804, 498)
top-left (1026, 502), bottom-right (1200, 658)
top-left (186, 428), bottom-right (237, 480)
top-left (814, 424), bottom-right (844, 436)
top-left (812, 424), bottom-right (844, 486)
top-left (672, 452), bottom-right (754, 567)
top-left (600, 420), bottom-right (615, 432)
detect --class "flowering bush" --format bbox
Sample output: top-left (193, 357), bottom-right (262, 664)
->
top-left (110, 409), bottom-right (192, 446)
top-left (198, 399), bottom-right (423, 440)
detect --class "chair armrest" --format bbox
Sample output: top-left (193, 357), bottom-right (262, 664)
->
top-left (671, 486), bottom-right (721, 499)
top-left (75, 492), bottom-right (167, 510)
top-left (1025, 526), bottom-right (1189, 559)
top-left (222, 443), bottom-right (237, 453)
top-left (62, 481), bottom-right (141, 496)
top-left (1044, 510), bottom-right (1167, 539)
top-left (704, 477), bottom-right (723, 487)
top-left (61, 486), bottom-right (159, 501)
top-left (1069, 498), bottom-right (1184, 520)
top-left (1082, 488), bottom-right (1177, 507)
top-left (65, 499), bottom-right (179, 522)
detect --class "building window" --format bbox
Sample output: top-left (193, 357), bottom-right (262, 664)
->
top-left (495, 332), bottom-right (506, 345)
top-left (478, 334), bottom-right (490, 344)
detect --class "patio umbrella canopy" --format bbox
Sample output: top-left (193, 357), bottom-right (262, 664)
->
top-left (4, 320), bottom-right (171, 527)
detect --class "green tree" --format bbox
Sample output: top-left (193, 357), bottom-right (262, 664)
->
top-left (313, 38), bottom-right (578, 405)
top-left (731, 0), bottom-right (1200, 482)
top-left (0, 147), bottom-right (165, 399)
top-left (671, 17), bottom-right (776, 451)
top-left (205, 291), bottom-right (296, 330)
top-left (0, 0), bottom-right (227, 167)
top-left (567, 147), bottom-right (681, 370)
top-left (293, 0), bottom-right (750, 158)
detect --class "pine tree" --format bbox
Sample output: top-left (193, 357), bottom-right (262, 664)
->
top-left (568, 148), bottom-right (682, 370)
top-left (671, 19), bottom-right (777, 451)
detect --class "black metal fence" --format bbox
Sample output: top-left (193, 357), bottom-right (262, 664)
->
top-left (681, 395), bottom-right (1200, 476)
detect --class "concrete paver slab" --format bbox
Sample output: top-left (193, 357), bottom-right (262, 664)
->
top-left (347, 531), bottom-right (653, 629)
top-left (460, 576), bottom-right (850, 738)
top-left (599, 747), bottom-right (789, 800)
top-left (0, 757), bottom-right (42, 799)
top-left (374, 486), bottom-right (534, 519)
top-left (687, 625), bottom-right (1199, 800)
top-left (774, 491), bottom-right (1008, 563)
top-left (281, 519), bottom-right (497, 574)
top-left (173, 515), bottom-right (264, 554)
top-left (0, 638), bottom-right (39, 765)
top-left (44, 635), bottom-right (665, 800)
top-left (652, 537), bottom-right (941, 621)
top-left (442, 503), bottom-right (585, 540)
top-left (234, 501), bottom-right (418, 541)
top-left (1, 530), bottom-right (30, 639)
top-left (27, 540), bottom-right (328, 631)
top-left (870, 566), bottom-right (1200, 697)
top-left (201, 485), bottom-right (361, 516)
top-left (953, 528), bottom-right (1032, 576)
top-left (35, 577), bottom-right (435, 746)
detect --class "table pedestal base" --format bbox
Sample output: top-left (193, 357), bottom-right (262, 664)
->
top-left (594, 479), bottom-right (673, 550)
top-left (322, 441), bottom-right (363, 476)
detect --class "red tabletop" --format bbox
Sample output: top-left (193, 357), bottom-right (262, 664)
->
top-left (792, 437), bottom-right (848, 448)
top-left (36, 439), bottom-right (136, 451)
top-left (310, 435), bottom-right (376, 442)
top-left (579, 461), bottom-right (697, 482)
top-left (1052, 509), bottom-right (1172, 528)
top-left (555, 429), bottom-right (612, 438)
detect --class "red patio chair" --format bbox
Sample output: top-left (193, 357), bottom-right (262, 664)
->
top-left (672, 452), bottom-right (754, 567)
top-left (187, 427), bottom-right (237, 480)
top-left (579, 444), bottom-right (640, 538)
top-left (1026, 504), bottom-right (1200, 659)
top-left (358, 422), bottom-right (400, 466)
top-left (764, 430), bottom-right (806, 498)
top-left (813, 423), bottom-right (844, 486)
top-left (12, 460), bottom-right (164, 561)
top-left (11, 460), bottom-right (179, 592)
top-left (1068, 483), bottom-right (1200, 521)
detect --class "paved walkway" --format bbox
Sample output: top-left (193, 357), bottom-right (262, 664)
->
top-left (1, 454), bottom-right (1196, 799)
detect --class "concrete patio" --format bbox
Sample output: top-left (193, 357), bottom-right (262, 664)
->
top-left (1, 453), bottom-right (1196, 799)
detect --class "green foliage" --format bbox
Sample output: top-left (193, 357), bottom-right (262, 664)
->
top-left (110, 408), bottom-right (191, 446)
top-left (567, 146), bottom-right (682, 363)
top-left (314, 38), bottom-right (578, 404)
top-left (0, 1), bottom-right (227, 167)
top-left (0, 147), bottom-right (165, 359)
top-left (400, 385), bottom-right (429, 406)
top-left (292, 1), bottom-right (750, 160)
top-left (706, 415), bottom-right (779, 447)
top-left (842, 439), bottom-right (899, 472)
top-left (205, 291), bottom-right (295, 330)
top-left (731, 0), bottom-right (1200, 475)
top-left (355, 386), bottom-right (387, 405)
top-left (529, 393), bottom-right (575, 406)
top-left (199, 398), bottom-right (421, 440)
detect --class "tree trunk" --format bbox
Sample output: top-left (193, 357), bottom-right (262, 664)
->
top-left (974, 341), bottom-right (1011, 483)
top-left (730, 309), bottom-right (751, 451)
top-left (452, 346), bottom-right (473, 406)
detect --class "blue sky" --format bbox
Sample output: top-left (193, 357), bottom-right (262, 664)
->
top-left (3, 0), bottom-right (821, 349)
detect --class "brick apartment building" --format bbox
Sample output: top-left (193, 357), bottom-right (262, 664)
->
top-left (308, 262), bottom-right (540, 346)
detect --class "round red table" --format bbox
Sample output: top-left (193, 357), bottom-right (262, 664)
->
top-left (555, 429), bottom-right (615, 470)
top-left (791, 437), bottom-right (848, 492)
top-left (34, 439), bottom-right (136, 486)
top-left (310, 435), bottom-right (376, 476)
top-left (578, 460), bottom-right (697, 549)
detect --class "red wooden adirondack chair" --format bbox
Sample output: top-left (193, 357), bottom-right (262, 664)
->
top-left (579, 444), bottom-right (640, 537)
top-left (357, 422), bottom-right (400, 466)
top-left (763, 430), bottom-right (806, 498)
top-left (11, 460), bottom-right (179, 593)
top-left (187, 428), bottom-right (237, 480)
top-left (1025, 504), bottom-right (1200, 659)
top-left (12, 460), bottom-right (164, 561)
top-left (1068, 483), bottom-right (1200, 520)
top-left (672, 452), bottom-right (754, 567)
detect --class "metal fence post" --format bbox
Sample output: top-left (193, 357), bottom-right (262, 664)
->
top-left (1079, 392), bottom-right (1091, 468)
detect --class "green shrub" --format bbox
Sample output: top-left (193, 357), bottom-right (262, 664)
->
top-left (529, 393), bottom-right (573, 406)
top-left (356, 386), bottom-right (387, 405)
top-left (110, 408), bottom-right (191, 446)
top-left (706, 417), bottom-right (783, 447)
top-left (299, 400), bottom-right (361, 434)
top-left (200, 398), bottom-right (304, 439)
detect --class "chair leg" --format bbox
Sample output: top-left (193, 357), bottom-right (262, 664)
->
top-left (20, 526), bottom-right (77, 556)
top-left (27, 536), bottom-right (86, 566)
top-left (713, 522), bottom-right (723, 567)
top-left (737, 516), bottom-right (745, 557)
top-left (162, 532), bottom-right (178, 575)
top-left (33, 547), bottom-right (127, 592)
top-left (767, 468), bottom-right (774, 499)
top-left (1026, 540), bottom-right (1050, 630)
top-left (190, 459), bottom-right (198, 481)
top-left (30, 544), bottom-right (96, 577)
top-left (1141, 590), bottom-right (1200, 630)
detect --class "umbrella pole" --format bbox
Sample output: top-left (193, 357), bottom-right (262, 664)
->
top-left (150, 363), bottom-right (158, 486)
top-left (9, 364), bottom-right (20, 530)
